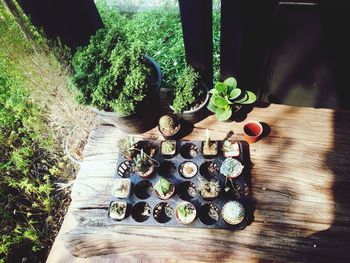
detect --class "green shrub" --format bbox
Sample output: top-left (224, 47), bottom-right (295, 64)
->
top-left (171, 66), bottom-right (205, 113)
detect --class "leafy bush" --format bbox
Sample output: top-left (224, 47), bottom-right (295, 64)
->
top-left (171, 66), bottom-right (205, 113)
top-left (71, 18), bottom-right (157, 116)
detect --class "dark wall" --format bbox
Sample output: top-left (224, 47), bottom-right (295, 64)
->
top-left (220, 0), bottom-right (350, 110)
top-left (18, 0), bottom-right (103, 49)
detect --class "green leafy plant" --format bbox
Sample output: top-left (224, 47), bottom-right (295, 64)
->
top-left (220, 158), bottom-right (244, 178)
top-left (171, 66), bottom-right (204, 113)
top-left (177, 203), bottom-right (193, 218)
top-left (207, 77), bottom-right (257, 121)
top-left (133, 149), bottom-right (152, 173)
top-left (154, 177), bottom-right (172, 197)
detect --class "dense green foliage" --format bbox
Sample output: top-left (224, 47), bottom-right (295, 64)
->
top-left (76, 1), bottom-right (221, 114)
top-left (0, 2), bottom-right (72, 262)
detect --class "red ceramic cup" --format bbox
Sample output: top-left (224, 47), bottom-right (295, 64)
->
top-left (243, 121), bottom-right (263, 143)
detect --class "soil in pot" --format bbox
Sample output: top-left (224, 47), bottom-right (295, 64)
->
top-left (177, 181), bottom-right (197, 201)
top-left (158, 114), bottom-right (181, 139)
top-left (199, 161), bottom-right (220, 179)
top-left (109, 201), bottom-right (127, 221)
top-left (158, 160), bottom-right (176, 177)
top-left (134, 180), bottom-right (153, 200)
top-left (199, 203), bottom-right (219, 225)
top-left (111, 178), bottom-right (131, 198)
top-left (175, 201), bottom-right (197, 224)
top-left (160, 140), bottom-right (176, 158)
top-left (131, 202), bottom-right (151, 222)
top-left (180, 143), bottom-right (198, 159)
top-left (154, 177), bottom-right (175, 200)
top-left (153, 202), bottom-right (173, 223)
top-left (202, 141), bottom-right (218, 158)
top-left (179, 161), bottom-right (198, 179)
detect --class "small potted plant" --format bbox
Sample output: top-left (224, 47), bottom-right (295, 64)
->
top-left (221, 201), bottom-right (245, 225)
top-left (117, 136), bottom-right (137, 160)
top-left (160, 140), bottom-right (176, 158)
top-left (222, 140), bottom-right (240, 158)
top-left (158, 114), bottom-right (181, 139)
top-left (175, 201), bottom-right (197, 224)
top-left (111, 178), bottom-right (131, 198)
top-left (109, 201), bottom-right (127, 221)
top-left (170, 66), bottom-right (209, 124)
top-left (220, 158), bottom-right (244, 179)
top-left (202, 129), bottom-right (218, 158)
top-left (154, 177), bottom-right (175, 200)
top-left (133, 149), bottom-right (155, 178)
top-left (179, 161), bottom-right (198, 179)
top-left (198, 177), bottom-right (221, 199)
top-left (207, 77), bottom-right (256, 121)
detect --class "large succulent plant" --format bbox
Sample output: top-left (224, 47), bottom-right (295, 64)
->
top-left (207, 77), bottom-right (256, 121)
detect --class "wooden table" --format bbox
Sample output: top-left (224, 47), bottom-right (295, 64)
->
top-left (47, 103), bottom-right (350, 263)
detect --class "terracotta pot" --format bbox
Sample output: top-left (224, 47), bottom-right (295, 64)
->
top-left (136, 162), bottom-right (155, 178)
top-left (154, 181), bottom-right (175, 200)
top-left (243, 121), bottom-right (263, 143)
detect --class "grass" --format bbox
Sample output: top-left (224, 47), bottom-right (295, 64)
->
top-left (0, 1), bottom-right (95, 262)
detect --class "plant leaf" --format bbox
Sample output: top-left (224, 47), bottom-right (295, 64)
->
top-left (207, 101), bottom-right (217, 113)
top-left (224, 77), bottom-right (237, 89)
top-left (215, 82), bottom-right (227, 94)
top-left (233, 92), bottom-right (248, 104)
top-left (212, 95), bottom-right (228, 108)
top-left (208, 88), bottom-right (218, 95)
top-left (239, 91), bottom-right (256, 104)
top-left (229, 88), bottom-right (241, 100)
top-left (215, 107), bottom-right (232, 121)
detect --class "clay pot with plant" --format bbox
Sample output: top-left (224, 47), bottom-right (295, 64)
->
top-left (221, 140), bottom-right (240, 158)
top-left (202, 129), bottom-right (218, 158)
top-left (109, 201), bottom-right (127, 221)
top-left (72, 33), bottom-right (162, 133)
top-left (158, 114), bottom-right (181, 139)
top-left (160, 140), bottom-right (176, 158)
top-left (117, 136), bottom-right (137, 160)
top-left (207, 77), bottom-right (256, 121)
top-left (133, 149), bottom-right (155, 178)
top-left (220, 158), bottom-right (244, 179)
top-left (175, 201), bottom-right (197, 224)
top-left (154, 177), bottom-right (175, 200)
top-left (170, 66), bottom-right (209, 124)
top-left (198, 177), bottom-right (221, 199)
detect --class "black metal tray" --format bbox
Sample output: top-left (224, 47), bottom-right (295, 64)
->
top-left (108, 140), bottom-right (248, 230)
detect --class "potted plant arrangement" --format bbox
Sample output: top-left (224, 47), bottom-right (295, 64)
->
top-left (71, 28), bottom-right (162, 133)
top-left (179, 161), bottom-right (198, 179)
top-left (111, 178), bottom-right (131, 198)
top-left (117, 136), bottom-right (137, 160)
top-left (202, 129), bottom-right (218, 158)
top-left (158, 114), bottom-right (181, 139)
top-left (170, 66), bottom-right (209, 124)
top-left (207, 77), bottom-right (256, 121)
top-left (160, 140), bottom-right (176, 158)
top-left (109, 201), bottom-right (127, 221)
top-left (154, 177), bottom-right (175, 200)
top-left (198, 177), bottom-right (221, 199)
top-left (221, 201), bottom-right (245, 225)
top-left (220, 158), bottom-right (244, 179)
top-left (222, 140), bottom-right (240, 158)
top-left (133, 149), bottom-right (155, 178)
top-left (175, 201), bottom-right (197, 224)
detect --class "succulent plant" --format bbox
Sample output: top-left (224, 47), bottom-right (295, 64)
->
top-left (161, 141), bottom-right (175, 154)
top-left (117, 136), bottom-right (136, 158)
top-left (220, 158), bottom-right (244, 178)
top-left (154, 177), bottom-right (173, 197)
top-left (133, 149), bottom-right (152, 173)
top-left (159, 114), bottom-right (179, 136)
top-left (207, 77), bottom-right (257, 121)
top-left (177, 203), bottom-right (194, 218)
top-left (198, 177), bottom-right (221, 198)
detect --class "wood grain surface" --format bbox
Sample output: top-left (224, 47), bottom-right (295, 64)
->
top-left (47, 103), bottom-right (350, 263)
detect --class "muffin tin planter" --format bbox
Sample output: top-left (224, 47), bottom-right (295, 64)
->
top-left (109, 140), bottom-right (248, 230)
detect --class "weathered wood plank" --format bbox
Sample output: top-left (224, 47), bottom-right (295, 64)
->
top-left (47, 103), bottom-right (350, 262)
